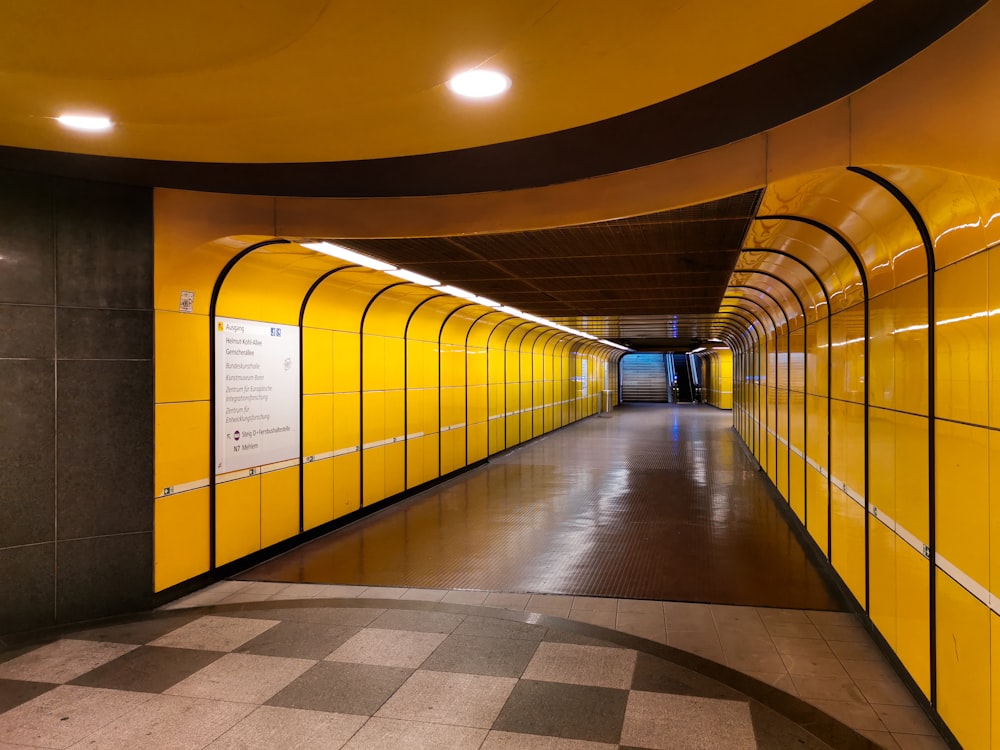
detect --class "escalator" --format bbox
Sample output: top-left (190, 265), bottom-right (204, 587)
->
top-left (670, 352), bottom-right (694, 403)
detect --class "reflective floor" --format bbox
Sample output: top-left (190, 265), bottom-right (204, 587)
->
top-left (244, 404), bottom-right (840, 611)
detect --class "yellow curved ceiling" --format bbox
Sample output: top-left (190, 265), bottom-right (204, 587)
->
top-left (0, 0), bottom-right (866, 162)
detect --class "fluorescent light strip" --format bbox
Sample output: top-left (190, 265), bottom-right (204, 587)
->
top-left (301, 241), bottom-right (629, 348)
top-left (303, 241), bottom-right (397, 271)
top-left (388, 268), bottom-right (440, 286)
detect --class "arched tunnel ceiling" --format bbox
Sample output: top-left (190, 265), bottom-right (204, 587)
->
top-left (0, 0), bottom-right (983, 196)
top-left (332, 189), bottom-right (763, 351)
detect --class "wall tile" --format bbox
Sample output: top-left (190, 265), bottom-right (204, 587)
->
top-left (56, 360), bottom-right (153, 538)
top-left (0, 360), bottom-right (55, 547)
top-left (0, 304), bottom-right (54, 359)
top-left (56, 308), bottom-right (152, 360)
top-left (54, 180), bottom-right (153, 309)
top-left (0, 543), bottom-right (55, 634)
top-left (56, 533), bottom-right (152, 624)
top-left (0, 170), bottom-right (53, 305)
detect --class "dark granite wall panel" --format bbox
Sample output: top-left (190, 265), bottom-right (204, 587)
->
top-left (0, 169), bottom-right (154, 635)
top-left (0, 360), bottom-right (55, 549)
top-left (55, 533), bottom-right (153, 624)
top-left (57, 359), bottom-right (153, 538)
top-left (0, 171), bottom-right (53, 305)
top-left (0, 544), bottom-right (55, 634)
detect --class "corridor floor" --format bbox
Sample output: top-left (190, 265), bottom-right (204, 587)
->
top-left (243, 404), bottom-right (839, 610)
top-left (0, 406), bottom-right (947, 748)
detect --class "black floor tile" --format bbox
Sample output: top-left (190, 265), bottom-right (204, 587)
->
top-left (266, 661), bottom-right (412, 715)
top-left (234, 621), bottom-right (360, 660)
top-left (492, 679), bottom-right (629, 743)
top-left (453, 616), bottom-right (546, 642)
top-left (543, 628), bottom-right (627, 648)
top-left (368, 609), bottom-right (465, 634)
top-left (67, 646), bottom-right (223, 693)
top-left (230, 606), bottom-right (383, 628)
top-left (0, 678), bottom-right (56, 713)
top-left (631, 651), bottom-right (744, 701)
top-left (421, 634), bottom-right (540, 677)
top-left (70, 612), bottom-right (201, 645)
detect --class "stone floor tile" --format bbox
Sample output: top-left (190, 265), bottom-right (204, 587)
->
top-left (828, 638), bottom-right (884, 661)
top-left (342, 717), bottom-right (487, 749)
top-left (570, 597), bottom-right (618, 613)
top-left (745, 671), bottom-right (799, 695)
top-left (522, 642), bottom-right (637, 689)
top-left (723, 649), bottom-right (787, 674)
top-left (368, 609), bottom-right (465, 635)
top-left (441, 590), bottom-right (490, 606)
top-left (399, 588), bottom-right (450, 602)
top-left (454, 616), bottom-right (546, 642)
top-left (492, 680), bottom-right (628, 743)
top-left (789, 673), bottom-right (867, 704)
top-left (841, 658), bottom-right (901, 682)
top-left (150, 615), bottom-right (278, 652)
top-left (69, 645), bottom-right (224, 693)
top-left (631, 651), bottom-right (742, 701)
top-left (70, 612), bottom-right (201, 646)
top-left (873, 704), bottom-right (938, 735)
top-left (756, 607), bottom-right (811, 624)
top-left (620, 690), bottom-right (756, 750)
top-left (0, 678), bottom-right (57, 714)
top-left (205, 705), bottom-right (366, 750)
top-left (808, 698), bottom-right (887, 732)
top-left (806, 611), bottom-right (861, 628)
top-left (855, 678), bottom-right (917, 707)
top-left (890, 732), bottom-right (950, 749)
top-left (376, 670), bottom-right (516, 728)
top-left (666, 631), bottom-right (725, 663)
top-left (481, 730), bottom-right (616, 749)
top-left (566, 610), bottom-right (616, 628)
top-left (482, 593), bottom-right (531, 610)
top-left (267, 662), bottom-right (412, 715)
top-left (234, 621), bottom-right (360, 660)
top-left (662, 602), bottom-right (715, 630)
top-left (326, 628), bottom-right (446, 668)
top-left (356, 586), bottom-right (410, 600)
top-left (763, 620), bottom-right (823, 639)
top-left (68, 693), bottom-right (253, 749)
top-left (0, 685), bottom-right (150, 748)
top-left (770, 636), bottom-right (836, 659)
top-left (0, 639), bottom-right (137, 684)
top-left (165, 653), bottom-right (314, 704)
top-left (616, 600), bottom-right (664, 616)
top-left (779, 653), bottom-right (849, 677)
top-left (420, 633), bottom-right (539, 677)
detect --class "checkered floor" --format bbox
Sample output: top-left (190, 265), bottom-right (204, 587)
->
top-left (0, 599), bottom-right (877, 749)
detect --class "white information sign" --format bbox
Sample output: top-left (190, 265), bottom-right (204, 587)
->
top-left (215, 317), bottom-right (300, 474)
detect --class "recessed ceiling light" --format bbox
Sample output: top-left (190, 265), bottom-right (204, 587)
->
top-left (447, 69), bottom-right (511, 98)
top-left (56, 114), bottom-right (113, 132)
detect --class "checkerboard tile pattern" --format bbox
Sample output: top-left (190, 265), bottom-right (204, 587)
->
top-left (0, 601), bottom-right (872, 750)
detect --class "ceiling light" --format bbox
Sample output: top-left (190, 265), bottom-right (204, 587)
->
top-left (56, 114), bottom-right (113, 132)
top-left (302, 242), bottom-right (396, 271)
top-left (447, 69), bottom-right (511, 98)
top-left (498, 306), bottom-right (522, 316)
top-left (388, 269), bottom-right (440, 286)
top-left (473, 296), bottom-right (502, 308)
top-left (438, 285), bottom-right (478, 301)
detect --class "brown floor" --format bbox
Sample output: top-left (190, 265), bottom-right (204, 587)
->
top-left (242, 404), bottom-right (843, 611)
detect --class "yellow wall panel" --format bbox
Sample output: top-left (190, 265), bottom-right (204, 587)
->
top-left (260, 466), bottom-right (299, 548)
top-left (420, 434), bottom-right (439, 483)
top-left (868, 292), bottom-right (895, 409)
top-left (362, 446), bottom-right (385, 505)
top-left (385, 390), bottom-right (405, 439)
top-left (936, 572), bottom-right (990, 750)
top-left (154, 489), bottom-right (210, 591)
top-left (385, 338), bottom-right (405, 389)
top-left (384, 442), bottom-right (405, 498)
top-left (406, 340), bottom-right (424, 388)
top-left (407, 436), bottom-right (425, 488)
top-left (333, 452), bottom-right (360, 517)
top-left (894, 413), bottom-right (929, 544)
top-left (156, 310), bottom-right (209, 404)
top-left (468, 384), bottom-right (488, 426)
top-left (868, 407), bottom-right (895, 519)
top-left (422, 389), bottom-right (439, 433)
top-left (215, 476), bottom-right (261, 565)
top-left (935, 252), bottom-right (988, 425)
top-left (868, 521), bottom-right (897, 649)
top-left (303, 327), bottom-right (333, 394)
top-left (406, 389), bottom-right (425, 435)
top-left (895, 543), bottom-right (930, 697)
top-left (894, 279), bottom-right (929, 416)
top-left (155, 401), bottom-right (209, 496)
top-left (441, 428), bottom-right (466, 475)
top-left (303, 459), bottom-right (334, 530)
top-left (789, 453), bottom-right (805, 522)
top-left (936, 419), bottom-right (989, 589)
top-left (303, 394), bottom-right (333, 457)
top-left (830, 487), bottom-right (866, 604)
top-left (333, 393), bottom-right (360, 449)
top-left (362, 391), bottom-right (386, 444)
top-left (468, 422), bottom-right (488, 463)
top-left (362, 335), bottom-right (385, 391)
top-left (332, 331), bottom-right (360, 393)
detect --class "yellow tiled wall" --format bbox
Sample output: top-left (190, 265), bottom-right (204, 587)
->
top-left (732, 166), bottom-right (1000, 749)
top-left (154, 237), bottom-right (617, 595)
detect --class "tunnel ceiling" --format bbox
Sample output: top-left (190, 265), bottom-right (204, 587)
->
top-left (0, 1), bottom-right (982, 196)
top-left (334, 189), bottom-right (762, 350)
